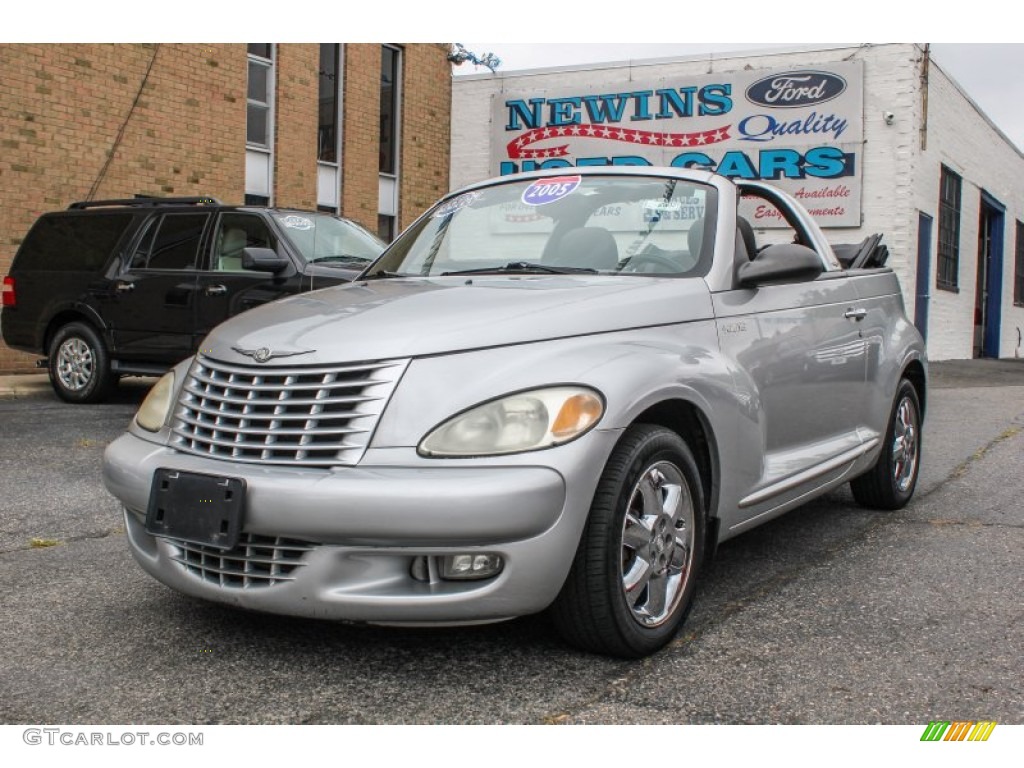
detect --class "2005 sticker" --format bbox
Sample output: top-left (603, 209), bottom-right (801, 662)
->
top-left (521, 175), bottom-right (582, 207)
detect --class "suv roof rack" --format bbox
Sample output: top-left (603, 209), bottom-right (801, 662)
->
top-left (67, 196), bottom-right (224, 210)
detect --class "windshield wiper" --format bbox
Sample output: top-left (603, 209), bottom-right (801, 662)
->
top-left (441, 261), bottom-right (598, 276)
top-left (360, 270), bottom-right (412, 280)
top-left (309, 254), bottom-right (373, 266)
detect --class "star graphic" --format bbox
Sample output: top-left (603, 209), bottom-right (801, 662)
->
top-left (556, 127), bottom-right (567, 136)
top-left (570, 125), bottom-right (581, 135)
top-left (541, 127), bottom-right (552, 138)
top-left (647, 133), bottom-right (660, 144)
top-left (696, 134), bottom-right (708, 144)
top-left (585, 125), bottom-right (597, 136)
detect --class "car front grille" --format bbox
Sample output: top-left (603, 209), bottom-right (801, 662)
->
top-left (168, 533), bottom-right (319, 588)
top-left (171, 355), bottom-right (408, 467)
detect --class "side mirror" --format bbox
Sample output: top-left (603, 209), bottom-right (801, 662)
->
top-left (242, 247), bottom-right (290, 274)
top-left (737, 244), bottom-right (825, 287)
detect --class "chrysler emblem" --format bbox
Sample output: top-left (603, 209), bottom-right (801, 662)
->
top-left (232, 346), bottom-right (315, 363)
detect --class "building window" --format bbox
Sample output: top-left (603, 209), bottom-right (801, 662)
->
top-left (246, 45), bottom-right (274, 205)
top-left (247, 45), bottom-right (274, 148)
top-left (318, 44), bottom-right (340, 163)
top-left (380, 45), bottom-right (400, 175)
top-left (378, 214), bottom-right (395, 243)
top-left (937, 165), bottom-right (962, 291)
top-left (1015, 220), bottom-right (1024, 306)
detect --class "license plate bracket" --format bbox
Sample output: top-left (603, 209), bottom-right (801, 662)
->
top-left (145, 469), bottom-right (246, 550)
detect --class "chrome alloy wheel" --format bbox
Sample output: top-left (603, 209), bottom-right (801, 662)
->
top-left (892, 395), bottom-right (919, 493)
top-left (56, 337), bottom-right (95, 392)
top-left (620, 461), bottom-right (695, 627)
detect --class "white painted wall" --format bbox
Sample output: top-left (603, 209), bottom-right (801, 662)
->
top-left (918, 57), bottom-right (1024, 360)
top-left (451, 43), bottom-right (1024, 360)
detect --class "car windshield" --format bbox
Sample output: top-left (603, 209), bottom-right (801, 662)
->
top-left (272, 212), bottom-right (385, 267)
top-left (365, 174), bottom-right (715, 279)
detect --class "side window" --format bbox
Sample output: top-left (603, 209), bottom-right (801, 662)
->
top-left (131, 213), bottom-right (209, 270)
top-left (211, 213), bottom-right (277, 272)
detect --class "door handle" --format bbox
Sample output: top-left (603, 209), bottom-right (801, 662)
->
top-left (844, 308), bottom-right (867, 321)
top-left (204, 284), bottom-right (227, 296)
top-left (114, 280), bottom-right (135, 293)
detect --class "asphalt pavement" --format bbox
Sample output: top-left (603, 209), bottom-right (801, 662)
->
top-left (0, 361), bottom-right (1021, 726)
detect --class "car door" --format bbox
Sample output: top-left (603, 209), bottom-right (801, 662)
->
top-left (713, 205), bottom-right (868, 524)
top-left (193, 212), bottom-right (304, 346)
top-left (100, 211), bottom-right (211, 365)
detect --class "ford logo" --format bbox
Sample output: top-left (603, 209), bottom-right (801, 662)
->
top-left (746, 71), bottom-right (847, 109)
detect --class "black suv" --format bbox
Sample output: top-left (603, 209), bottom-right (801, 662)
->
top-left (0, 197), bottom-right (384, 402)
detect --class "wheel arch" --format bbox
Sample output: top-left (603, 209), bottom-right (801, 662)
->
top-left (42, 308), bottom-right (107, 355)
top-left (629, 398), bottom-right (722, 557)
top-left (902, 358), bottom-right (927, 418)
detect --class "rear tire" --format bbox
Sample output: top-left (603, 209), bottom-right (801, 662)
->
top-left (551, 424), bottom-right (705, 658)
top-left (851, 378), bottom-right (921, 510)
top-left (47, 321), bottom-right (116, 404)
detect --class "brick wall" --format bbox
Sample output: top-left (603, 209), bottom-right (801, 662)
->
top-left (273, 45), bottom-right (319, 210)
top-left (340, 44), bottom-right (382, 233)
top-left (399, 44), bottom-right (452, 228)
top-left (0, 42), bottom-right (452, 373)
top-left (0, 43), bottom-right (246, 372)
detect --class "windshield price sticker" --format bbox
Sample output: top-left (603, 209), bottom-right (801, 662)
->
top-left (433, 191), bottom-right (480, 218)
top-left (521, 176), bottom-right (582, 206)
top-left (281, 215), bottom-right (314, 230)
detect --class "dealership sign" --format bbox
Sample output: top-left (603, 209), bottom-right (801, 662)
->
top-left (490, 61), bottom-right (863, 227)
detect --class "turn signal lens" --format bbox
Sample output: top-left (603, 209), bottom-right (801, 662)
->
top-left (552, 393), bottom-right (604, 439)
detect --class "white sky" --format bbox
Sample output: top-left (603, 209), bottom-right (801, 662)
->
top-left (12, 3), bottom-right (1022, 149)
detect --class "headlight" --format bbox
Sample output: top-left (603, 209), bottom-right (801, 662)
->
top-left (135, 372), bottom-right (176, 432)
top-left (419, 386), bottom-right (604, 457)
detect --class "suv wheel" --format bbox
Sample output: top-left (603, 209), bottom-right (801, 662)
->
top-left (48, 322), bottom-right (116, 403)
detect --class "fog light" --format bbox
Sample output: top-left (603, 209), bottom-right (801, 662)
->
top-left (440, 553), bottom-right (504, 580)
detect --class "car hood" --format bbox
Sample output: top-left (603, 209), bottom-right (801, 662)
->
top-left (201, 275), bottom-right (714, 364)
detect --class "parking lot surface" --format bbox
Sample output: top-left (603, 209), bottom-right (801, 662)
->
top-left (0, 363), bottom-right (1021, 724)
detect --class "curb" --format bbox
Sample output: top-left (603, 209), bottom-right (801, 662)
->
top-left (0, 373), bottom-right (51, 398)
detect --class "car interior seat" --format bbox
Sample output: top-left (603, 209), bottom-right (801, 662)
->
top-left (548, 227), bottom-right (619, 271)
top-left (736, 216), bottom-right (758, 261)
top-left (218, 227), bottom-right (248, 271)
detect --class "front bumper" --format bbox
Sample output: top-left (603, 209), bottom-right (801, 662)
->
top-left (104, 432), bottom-right (609, 623)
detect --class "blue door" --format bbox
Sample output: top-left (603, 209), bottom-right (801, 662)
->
top-left (914, 212), bottom-right (933, 342)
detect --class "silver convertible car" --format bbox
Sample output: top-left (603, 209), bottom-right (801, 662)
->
top-left (103, 168), bottom-right (926, 657)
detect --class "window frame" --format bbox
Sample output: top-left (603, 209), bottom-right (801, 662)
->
top-left (379, 44), bottom-right (401, 177)
top-left (246, 45), bottom-right (275, 150)
top-left (1014, 219), bottom-right (1024, 307)
top-left (936, 165), bottom-right (962, 292)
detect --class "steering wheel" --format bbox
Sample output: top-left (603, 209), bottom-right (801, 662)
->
top-left (620, 252), bottom-right (681, 273)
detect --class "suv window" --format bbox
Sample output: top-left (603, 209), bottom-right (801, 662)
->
top-left (16, 213), bottom-right (133, 271)
top-left (211, 213), bottom-right (277, 272)
top-left (132, 213), bottom-right (209, 270)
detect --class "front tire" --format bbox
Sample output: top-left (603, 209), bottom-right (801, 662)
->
top-left (851, 378), bottom-right (922, 510)
top-left (48, 321), bottom-right (116, 404)
top-left (551, 424), bottom-right (705, 658)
